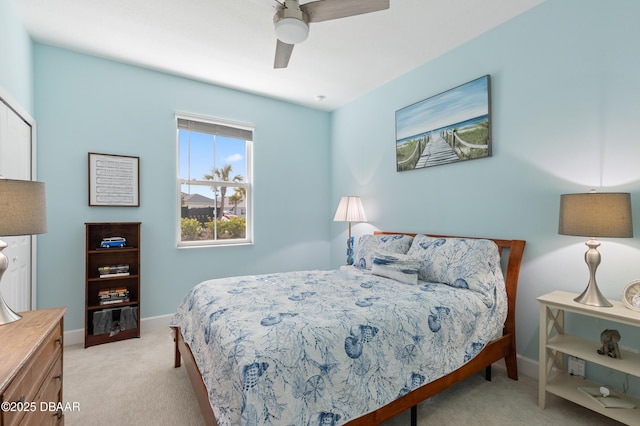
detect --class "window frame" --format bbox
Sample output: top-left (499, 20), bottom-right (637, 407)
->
top-left (175, 112), bottom-right (253, 248)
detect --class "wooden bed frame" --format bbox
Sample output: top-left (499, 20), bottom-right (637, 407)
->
top-left (172, 232), bottom-right (526, 425)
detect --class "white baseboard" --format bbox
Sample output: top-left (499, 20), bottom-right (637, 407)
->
top-left (516, 353), bottom-right (538, 379)
top-left (491, 353), bottom-right (538, 380)
top-left (63, 313), bottom-right (174, 346)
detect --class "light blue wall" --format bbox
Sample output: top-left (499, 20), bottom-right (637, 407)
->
top-left (0, 0), bottom-right (33, 112)
top-left (3, 0), bottom-right (639, 394)
top-left (331, 0), bottom-right (640, 393)
top-left (33, 45), bottom-right (331, 331)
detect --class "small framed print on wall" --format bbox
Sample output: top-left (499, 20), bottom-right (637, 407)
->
top-left (88, 152), bottom-right (140, 207)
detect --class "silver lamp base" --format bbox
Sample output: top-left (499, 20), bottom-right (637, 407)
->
top-left (0, 240), bottom-right (22, 325)
top-left (0, 292), bottom-right (21, 325)
top-left (573, 281), bottom-right (613, 307)
top-left (573, 238), bottom-right (613, 308)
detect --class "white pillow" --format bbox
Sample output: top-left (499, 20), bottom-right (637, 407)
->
top-left (353, 234), bottom-right (414, 270)
top-left (371, 251), bottom-right (420, 285)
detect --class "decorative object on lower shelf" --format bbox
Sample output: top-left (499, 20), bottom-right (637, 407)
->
top-left (597, 329), bottom-right (621, 359)
top-left (622, 279), bottom-right (640, 312)
top-left (567, 356), bottom-right (585, 378)
top-left (578, 386), bottom-right (637, 409)
top-left (92, 306), bottom-right (138, 336)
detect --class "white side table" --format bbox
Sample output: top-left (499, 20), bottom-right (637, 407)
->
top-left (538, 291), bottom-right (640, 424)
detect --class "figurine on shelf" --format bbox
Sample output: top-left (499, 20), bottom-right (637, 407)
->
top-left (100, 236), bottom-right (126, 248)
top-left (597, 329), bottom-right (621, 359)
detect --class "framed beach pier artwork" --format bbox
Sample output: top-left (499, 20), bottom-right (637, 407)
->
top-left (395, 75), bottom-right (491, 171)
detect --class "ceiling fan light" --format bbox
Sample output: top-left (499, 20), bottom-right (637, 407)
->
top-left (275, 17), bottom-right (309, 44)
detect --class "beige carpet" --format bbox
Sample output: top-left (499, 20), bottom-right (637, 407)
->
top-left (63, 327), bottom-right (625, 425)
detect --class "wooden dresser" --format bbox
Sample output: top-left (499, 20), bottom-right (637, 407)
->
top-left (0, 308), bottom-right (66, 426)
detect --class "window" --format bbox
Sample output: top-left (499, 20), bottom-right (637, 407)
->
top-left (176, 113), bottom-right (252, 247)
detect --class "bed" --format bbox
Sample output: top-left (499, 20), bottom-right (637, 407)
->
top-left (170, 232), bottom-right (526, 425)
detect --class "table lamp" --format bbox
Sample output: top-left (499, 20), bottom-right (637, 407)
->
top-left (0, 178), bottom-right (47, 325)
top-left (558, 190), bottom-right (633, 307)
top-left (333, 196), bottom-right (367, 265)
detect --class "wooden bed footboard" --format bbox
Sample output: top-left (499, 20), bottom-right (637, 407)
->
top-left (173, 325), bottom-right (219, 426)
top-left (173, 232), bottom-right (526, 425)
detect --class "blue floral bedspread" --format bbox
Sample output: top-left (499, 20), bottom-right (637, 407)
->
top-left (170, 267), bottom-right (506, 425)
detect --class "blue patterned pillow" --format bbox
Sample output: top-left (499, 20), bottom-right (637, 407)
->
top-left (353, 234), bottom-right (414, 270)
top-left (406, 235), bottom-right (504, 306)
top-left (371, 251), bottom-right (420, 285)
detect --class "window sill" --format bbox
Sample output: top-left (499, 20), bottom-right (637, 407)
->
top-left (177, 240), bottom-right (253, 249)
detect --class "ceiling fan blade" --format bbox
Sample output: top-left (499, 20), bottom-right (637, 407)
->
top-left (301, 0), bottom-right (389, 23)
top-left (274, 39), bottom-right (295, 69)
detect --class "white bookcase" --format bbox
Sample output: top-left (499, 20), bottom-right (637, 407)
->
top-left (538, 290), bottom-right (640, 424)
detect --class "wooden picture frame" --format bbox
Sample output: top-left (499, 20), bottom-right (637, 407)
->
top-left (395, 75), bottom-right (492, 171)
top-left (88, 152), bottom-right (140, 207)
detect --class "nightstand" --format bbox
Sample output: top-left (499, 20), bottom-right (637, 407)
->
top-left (538, 291), bottom-right (639, 424)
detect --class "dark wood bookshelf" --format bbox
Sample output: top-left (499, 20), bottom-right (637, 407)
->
top-left (84, 222), bottom-right (141, 347)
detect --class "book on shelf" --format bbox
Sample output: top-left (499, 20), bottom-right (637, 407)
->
top-left (99, 272), bottom-right (130, 278)
top-left (99, 298), bottom-right (130, 305)
top-left (98, 287), bottom-right (130, 305)
top-left (98, 264), bottom-right (130, 277)
top-left (578, 387), bottom-right (637, 409)
top-left (99, 287), bottom-right (128, 296)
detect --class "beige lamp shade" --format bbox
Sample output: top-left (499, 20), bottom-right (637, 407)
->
top-left (558, 192), bottom-right (632, 238)
top-left (333, 196), bottom-right (368, 223)
top-left (0, 179), bottom-right (47, 236)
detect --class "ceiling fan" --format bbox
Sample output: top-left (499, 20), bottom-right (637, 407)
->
top-left (272, 0), bottom-right (390, 69)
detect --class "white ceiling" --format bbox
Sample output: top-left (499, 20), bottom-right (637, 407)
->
top-left (12, 0), bottom-right (544, 111)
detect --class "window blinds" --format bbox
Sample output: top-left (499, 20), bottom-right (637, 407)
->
top-left (177, 117), bottom-right (253, 141)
